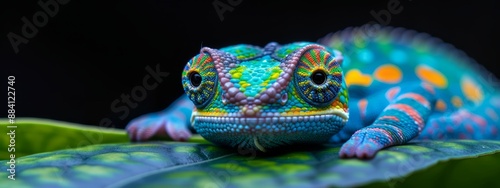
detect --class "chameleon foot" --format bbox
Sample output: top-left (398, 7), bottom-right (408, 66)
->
top-left (126, 113), bottom-right (192, 142)
top-left (339, 129), bottom-right (387, 159)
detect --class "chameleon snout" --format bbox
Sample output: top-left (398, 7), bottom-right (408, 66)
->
top-left (240, 92), bottom-right (288, 116)
top-left (241, 105), bottom-right (260, 116)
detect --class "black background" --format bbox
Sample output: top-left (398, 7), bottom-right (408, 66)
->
top-left (2, 0), bottom-right (499, 129)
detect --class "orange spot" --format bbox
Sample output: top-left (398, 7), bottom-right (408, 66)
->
top-left (345, 69), bottom-right (372, 87)
top-left (421, 82), bottom-right (435, 95)
top-left (385, 86), bottom-right (400, 101)
top-left (379, 115), bottom-right (400, 122)
top-left (451, 96), bottom-right (463, 108)
top-left (374, 64), bottom-right (402, 83)
top-left (358, 99), bottom-right (368, 119)
top-left (397, 93), bottom-right (430, 109)
top-left (461, 76), bottom-right (483, 103)
top-left (416, 65), bottom-right (448, 88)
top-left (435, 99), bottom-right (447, 112)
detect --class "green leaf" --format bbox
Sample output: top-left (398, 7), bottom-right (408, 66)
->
top-left (0, 118), bottom-right (207, 159)
top-left (0, 118), bottom-right (129, 159)
top-left (1, 139), bottom-right (500, 187)
top-left (365, 152), bottom-right (500, 188)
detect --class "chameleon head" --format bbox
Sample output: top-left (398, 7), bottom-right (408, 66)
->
top-left (181, 42), bottom-right (349, 152)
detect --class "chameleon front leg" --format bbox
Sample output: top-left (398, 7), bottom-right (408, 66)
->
top-left (330, 90), bottom-right (391, 143)
top-left (126, 94), bottom-right (194, 141)
top-left (340, 83), bottom-right (436, 158)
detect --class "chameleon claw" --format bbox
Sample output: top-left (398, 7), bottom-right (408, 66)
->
top-left (339, 130), bottom-right (385, 159)
top-left (338, 136), bottom-right (360, 158)
top-left (354, 142), bottom-right (381, 159)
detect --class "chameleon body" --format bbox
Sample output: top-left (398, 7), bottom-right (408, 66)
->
top-left (126, 25), bottom-right (500, 158)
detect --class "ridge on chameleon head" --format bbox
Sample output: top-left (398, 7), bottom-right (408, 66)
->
top-left (181, 42), bottom-right (349, 152)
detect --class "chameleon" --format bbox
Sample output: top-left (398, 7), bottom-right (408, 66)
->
top-left (126, 25), bottom-right (500, 159)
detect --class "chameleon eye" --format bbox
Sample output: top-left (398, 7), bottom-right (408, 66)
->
top-left (182, 53), bottom-right (217, 108)
top-left (189, 72), bottom-right (202, 87)
top-left (311, 70), bottom-right (327, 85)
top-left (294, 48), bottom-right (343, 106)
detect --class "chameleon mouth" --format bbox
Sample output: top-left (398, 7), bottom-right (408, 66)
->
top-left (190, 109), bottom-right (348, 125)
top-left (191, 111), bottom-right (348, 152)
top-left (192, 113), bottom-right (347, 126)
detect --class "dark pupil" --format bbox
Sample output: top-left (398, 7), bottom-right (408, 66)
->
top-left (311, 71), bottom-right (327, 85)
top-left (190, 72), bottom-right (202, 87)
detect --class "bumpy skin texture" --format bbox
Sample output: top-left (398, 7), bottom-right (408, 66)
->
top-left (127, 25), bottom-right (500, 158)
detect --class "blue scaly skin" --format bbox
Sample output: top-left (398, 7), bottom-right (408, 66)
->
top-left (126, 25), bottom-right (500, 158)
